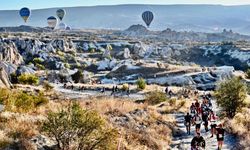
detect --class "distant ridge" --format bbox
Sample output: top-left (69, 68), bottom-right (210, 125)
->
top-left (1, 5), bottom-right (250, 34)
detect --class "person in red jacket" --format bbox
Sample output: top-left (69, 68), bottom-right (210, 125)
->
top-left (194, 99), bottom-right (200, 114)
top-left (216, 124), bottom-right (225, 150)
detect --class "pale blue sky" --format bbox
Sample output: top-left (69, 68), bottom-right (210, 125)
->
top-left (2, 0), bottom-right (250, 10)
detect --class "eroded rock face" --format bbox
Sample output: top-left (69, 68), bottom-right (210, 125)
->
top-left (0, 65), bottom-right (12, 88)
top-left (133, 42), bottom-right (148, 58)
top-left (0, 39), bottom-right (23, 65)
top-left (51, 39), bottom-right (76, 52)
top-left (148, 66), bottom-right (234, 90)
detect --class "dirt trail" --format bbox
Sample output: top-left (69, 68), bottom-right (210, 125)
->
top-left (170, 99), bottom-right (238, 150)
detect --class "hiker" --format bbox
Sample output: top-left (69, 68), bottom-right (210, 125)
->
top-left (184, 113), bottom-right (192, 135)
top-left (101, 87), bottom-right (106, 93)
top-left (195, 99), bottom-right (200, 114)
top-left (168, 90), bottom-right (174, 98)
top-left (209, 111), bottom-right (218, 138)
top-left (193, 113), bottom-right (202, 134)
top-left (115, 86), bottom-right (119, 92)
top-left (190, 103), bottom-right (196, 118)
top-left (63, 83), bottom-right (67, 89)
top-left (202, 108), bottom-right (209, 132)
top-left (165, 86), bottom-right (168, 95)
top-left (111, 86), bottom-right (115, 96)
top-left (216, 124), bottom-right (225, 150)
top-left (191, 132), bottom-right (206, 150)
top-left (126, 87), bottom-right (130, 97)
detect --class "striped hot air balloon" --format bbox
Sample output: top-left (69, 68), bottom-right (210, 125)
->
top-left (19, 7), bottom-right (31, 23)
top-left (56, 9), bottom-right (66, 21)
top-left (142, 11), bottom-right (154, 27)
top-left (47, 16), bottom-right (58, 29)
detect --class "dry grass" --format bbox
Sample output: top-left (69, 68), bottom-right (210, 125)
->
top-left (224, 107), bottom-right (250, 148)
top-left (0, 92), bottom-right (182, 150)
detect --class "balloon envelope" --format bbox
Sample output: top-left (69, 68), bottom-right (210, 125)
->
top-left (19, 7), bottom-right (31, 23)
top-left (58, 22), bottom-right (66, 30)
top-left (142, 11), bottom-right (154, 27)
top-left (56, 9), bottom-right (66, 21)
top-left (66, 26), bottom-right (71, 30)
top-left (47, 16), bottom-right (58, 29)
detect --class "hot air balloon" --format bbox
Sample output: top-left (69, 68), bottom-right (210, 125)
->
top-left (58, 22), bottom-right (66, 30)
top-left (47, 16), bottom-right (58, 29)
top-left (66, 26), bottom-right (71, 30)
top-left (142, 11), bottom-right (154, 27)
top-left (56, 9), bottom-right (66, 21)
top-left (19, 7), bottom-right (31, 23)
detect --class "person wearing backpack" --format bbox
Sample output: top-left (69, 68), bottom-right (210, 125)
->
top-left (209, 111), bottom-right (218, 138)
top-left (184, 113), bottom-right (192, 135)
top-left (193, 113), bottom-right (202, 134)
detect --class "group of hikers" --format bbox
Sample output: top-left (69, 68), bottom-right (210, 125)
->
top-left (63, 83), bottom-right (131, 96)
top-left (184, 93), bottom-right (225, 150)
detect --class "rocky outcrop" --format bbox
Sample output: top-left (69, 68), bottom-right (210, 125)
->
top-left (0, 66), bottom-right (12, 88)
top-left (16, 65), bottom-right (35, 75)
top-left (148, 66), bottom-right (234, 90)
top-left (51, 39), bottom-right (76, 52)
top-left (0, 39), bottom-right (23, 65)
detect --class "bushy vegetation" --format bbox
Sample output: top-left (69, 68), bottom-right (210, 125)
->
top-left (122, 83), bottom-right (129, 91)
top-left (18, 74), bottom-right (39, 85)
top-left (136, 78), bottom-right (146, 90)
top-left (0, 88), bottom-right (48, 112)
top-left (42, 102), bottom-right (118, 150)
top-left (215, 77), bottom-right (247, 118)
top-left (145, 90), bottom-right (168, 105)
top-left (71, 70), bottom-right (83, 83)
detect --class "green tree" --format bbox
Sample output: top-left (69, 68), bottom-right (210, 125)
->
top-left (136, 78), bottom-right (146, 90)
top-left (42, 102), bottom-right (118, 150)
top-left (215, 77), bottom-right (247, 118)
top-left (71, 70), bottom-right (83, 83)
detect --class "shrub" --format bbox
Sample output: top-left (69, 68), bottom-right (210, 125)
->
top-left (43, 81), bottom-right (54, 91)
top-left (71, 70), bottom-right (83, 83)
top-left (136, 78), bottom-right (146, 90)
top-left (33, 58), bottom-right (43, 65)
top-left (215, 77), bottom-right (247, 118)
top-left (246, 69), bottom-right (250, 79)
top-left (122, 83), bottom-right (129, 91)
top-left (145, 91), bottom-right (168, 105)
top-left (36, 64), bottom-right (45, 70)
top-left (64, 63), bottom-right (70, 69)
top-left (18, 74), bottom-right (39, 85)
top-left (0, 88), bottom-right (48, 112)
top-left (42, 102), bottom-right (118, 150)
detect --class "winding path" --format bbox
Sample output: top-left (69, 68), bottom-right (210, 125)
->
top-left (170, 99), bottom-right (238, 150)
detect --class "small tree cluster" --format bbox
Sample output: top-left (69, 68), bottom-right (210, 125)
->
top-left (215, 77), bottom-right (247, 118)
top-left (18, 74), bottom-right (39, 85)
top-left (42, 102), bottom-right (118, 150)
